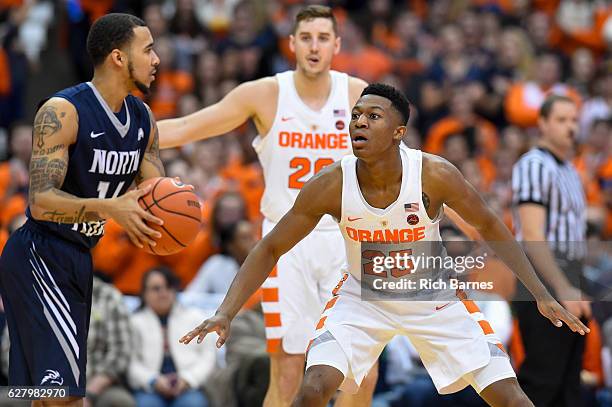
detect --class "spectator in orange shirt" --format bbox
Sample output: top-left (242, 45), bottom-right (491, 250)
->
top-left (148, 36), bottom-right (194, 119)
top-left (574, 118), bottom-right (612, 206)
top-left (331, 18), bottom-right (393, 83)
top-left (505, 52), bottom-right (582, 128)
top-left (425, 89), bottom-right (499, 157)
top-left (0, 122), bottom-right (30, 211)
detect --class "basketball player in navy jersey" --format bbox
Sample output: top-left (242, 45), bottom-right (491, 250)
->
top-left (0, 14), bottom-right (164, 404)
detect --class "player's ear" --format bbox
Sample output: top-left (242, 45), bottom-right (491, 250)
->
top-left (109, 49), bottom-right (125, 68)
top-left (289, 34), bottom-right (296, 53)
top-left (393, 126), bottom-right (407, 141)
top-left (334, 35), bottom-right (341, 55)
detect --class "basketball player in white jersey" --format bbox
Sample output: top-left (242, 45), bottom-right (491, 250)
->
top-left (157, 5), bottom-right (372, 406)
top-left (179, 84), bottom-right (590, 406)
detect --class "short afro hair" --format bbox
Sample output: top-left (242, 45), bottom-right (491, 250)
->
top-left (87, 13), bottom-right (146, 67)
top-left (360, 83), bottom-right (410, 125)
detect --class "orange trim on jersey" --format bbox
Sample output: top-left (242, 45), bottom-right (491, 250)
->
top-left (462, 299), bottom-right (480, 314)
top-left (316, 316), bottom-right (327, 330)
top-left (262, 288), bottom-right (279, 302)
top-left (496, 343), bottom-right (507, 355)
top-left (264, 313), bottom-right (282, 327)
top-left (332, 273), bottom-right (349, 296)
top-left (478, 320), bottom-right (495, 335)
top-left (269, 266), bottom-right (278, 278)
top-left (267, 338), bottom-right (282, 353)
top-left (324, 296), bottom-right (339, 312)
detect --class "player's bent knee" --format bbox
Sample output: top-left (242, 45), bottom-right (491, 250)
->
top-left (294, 365), bottom-right (343, 407)
top-left (506, 391), bottom-right (534, 407)
top-left (481, 378), bottom-right (534, 407)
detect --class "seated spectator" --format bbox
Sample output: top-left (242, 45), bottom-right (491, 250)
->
top-left (0, 122), bottom-right (30, 213)
top-left (205, 306), bottom-right (268, 407)
top-left (579, 67), bottom-right (611, 141)
top-left (186, 219), bottom-right (256, 295)
top-left (85, 275), bottom-right (136, 407)
top-left (128, 267), bottom-right (215, 407)
top-left (331, 18), bottom-right (393, 83)
top-left (505, 52), bottom-right (582, 128)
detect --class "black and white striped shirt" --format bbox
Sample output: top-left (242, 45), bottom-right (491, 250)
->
top-left (512, 147), bottom-right (586, 260)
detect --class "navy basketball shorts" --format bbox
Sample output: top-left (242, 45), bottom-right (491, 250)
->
top-left (0, 220), bottom-right (93, 397)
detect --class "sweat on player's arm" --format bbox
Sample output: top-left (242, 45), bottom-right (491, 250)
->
top-left (28, 98), bottom-right (164, 249)
top-left (422, 153), bottom-right (589, 335)
top-left (179, 163), bottom-right (342, 347)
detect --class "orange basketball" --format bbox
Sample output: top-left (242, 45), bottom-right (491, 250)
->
top-left (137, 177), bottom-right (202, 255)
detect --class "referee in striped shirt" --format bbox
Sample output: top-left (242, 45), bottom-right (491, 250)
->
top-left (512, 94), bottom-right (590, 407)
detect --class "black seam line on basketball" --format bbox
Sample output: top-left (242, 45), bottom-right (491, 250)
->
top-left (143, 204), bottom-right (187, 247)
top-left (147, 189), bottom-right (201, 223)
top-left (142, 190), bottom-right (200, 224)
top-left (140, 177), bottom-right (165, 211)
top-left (141, 190), bottom-right (184, 210)
top-left (148, 242), bottom-right (158, 255)
top-left (155, 202), bottom-right (201, 223)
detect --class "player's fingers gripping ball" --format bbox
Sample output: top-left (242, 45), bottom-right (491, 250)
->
top-left (137, 177), bottom-right (202, 255)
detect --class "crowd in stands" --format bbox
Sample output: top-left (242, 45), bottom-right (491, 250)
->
top-left (0, 0), bottom-right (610, 406)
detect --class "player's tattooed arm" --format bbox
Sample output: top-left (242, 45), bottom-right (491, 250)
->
top-left (422, 192), bottom-right (430, 211)
top-left (28, 98), bottom-right (103, 223)
top-left (135, 105), bottom-right (165, 186)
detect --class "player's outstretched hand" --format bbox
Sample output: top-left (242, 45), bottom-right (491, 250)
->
top-left (179, 313), bottom-right (231, 348)
top-left (536, 297), bottom-right (590, 335)
top-left (107, 184), bottom-right (164, 248)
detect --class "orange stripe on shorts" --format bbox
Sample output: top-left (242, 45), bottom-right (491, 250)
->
top-left (267, 338), bottom-right (281, 353)
top-left (462, 299), bottom-right (480, 314)
top-left (478, 320), bottom-right (495, 335)
top-left (262, 288), bottom-right (279, 302)
top-left (316, 316), bottom-right (327, 330)
top-left (264, 312), bottom-right (282, 327)
top-left (324, 296), bottom-right (339, 311)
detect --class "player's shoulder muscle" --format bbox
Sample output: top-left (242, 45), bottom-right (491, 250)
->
top-left (348, 76), bottom-right (368, 105)
top-left (34, 97), bottom-right (78, 145)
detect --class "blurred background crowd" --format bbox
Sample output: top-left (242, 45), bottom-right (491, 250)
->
top-left (0, 0), bottom-right (611, 406)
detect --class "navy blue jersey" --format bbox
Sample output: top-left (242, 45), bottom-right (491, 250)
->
top-left (26, 82), bottom-right (151, 249)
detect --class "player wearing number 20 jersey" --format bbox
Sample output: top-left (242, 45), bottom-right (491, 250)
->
top-left (254, 70), bottom-right (352, 354)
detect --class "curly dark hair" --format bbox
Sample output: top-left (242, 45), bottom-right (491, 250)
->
top-left (86, 13), bottom-right (146, 67)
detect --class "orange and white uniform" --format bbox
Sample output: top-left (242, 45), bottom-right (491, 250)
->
top-left (307, 147), bottom-right (516, 394)
top-left (253, 70), bottom-right (351, 353)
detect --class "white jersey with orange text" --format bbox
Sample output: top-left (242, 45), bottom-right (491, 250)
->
top-left (253, 70), bottom-right (352, 230)
top-left (305, 147), bottom-right (515, 394)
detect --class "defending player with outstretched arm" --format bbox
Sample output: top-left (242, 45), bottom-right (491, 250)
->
top-left (181, 85), bottom-right (589, 351)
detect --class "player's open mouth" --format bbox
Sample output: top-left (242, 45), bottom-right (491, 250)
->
top-left (352, 133), bottom-right (369, 146)
top-left (307, 56), bottom-right (319, 64)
